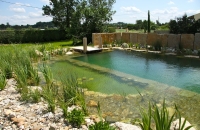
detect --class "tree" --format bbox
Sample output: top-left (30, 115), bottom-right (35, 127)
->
top-left (169, 14), bottom-right (200, 34)
top-left (71, 0), bottom-right (116, 43)
top-left (148, 10), bottom-right (150, 33)
top-left (143, 20), bottom-right (147, 33)
top-left (42, 0), bottom-right (78, 30)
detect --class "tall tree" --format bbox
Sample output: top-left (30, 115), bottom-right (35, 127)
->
top-left (42, 0), bottom-right (78, 30)
top-left (148, 10), bottom-right (150, 33)
top-left (143, 20), bottom-right (147, 33)
top-left (42, 0), bottom-right (116, 43)
top-left (169, 14), bottom-right (200, 34)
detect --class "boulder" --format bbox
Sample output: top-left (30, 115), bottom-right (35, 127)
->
top-left (87, 100), bottom-right (98, 107)
top-left (113, 122), bottom-right (142, 130)
top-left (121, 43), bottom-right (129, 48)
top-left (170, 118), bottom-right (196, 130)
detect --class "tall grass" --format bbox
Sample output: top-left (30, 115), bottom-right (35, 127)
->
top-left (42, 83), bottom-right (58, 113)
top-left (40, 64), bottom-right (53, 85)
top-left (0, 72), bottom-right (6, 91)
top-left (139, 100), bottom-right (192, 130)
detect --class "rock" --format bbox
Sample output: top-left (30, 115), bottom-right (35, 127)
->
top-left (11, 117), bottom-right (26, 123)
top-left (4, 109), bottom-right (14, 116)
top-left (87, 100), bottom-right (98, 107)
top-left (49, 126), bottom-right (56, 130)
top-left (81, 125), bottom-right (88, 130)
top-left (170, 118), bottom-right (196, 130)
top-left (166, 107), bottom-right (175, 117)
top-left (66, 52), bottom-right (73, 55)
top-left (106, 116), bottom-right (118, 124)
top-left (121, 43), bottom-right (129, 48)
top-left (114, 122), bottom-right (142, 130)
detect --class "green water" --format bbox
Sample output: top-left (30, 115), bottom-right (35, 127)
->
top-left (48, 53), bottom-right (200, 129)
top-left (74, 50), bottom-right (200, 93)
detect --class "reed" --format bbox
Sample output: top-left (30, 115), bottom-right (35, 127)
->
top-left (0, 72), bottom-right (6, 91)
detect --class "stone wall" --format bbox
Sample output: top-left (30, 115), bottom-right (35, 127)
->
top-left (92, 33), bottom-right (101, 46)
top-left (181, 34), bottom-right (194, 49)
top-left (158, 34), bottom-right (168, 47)
top-left (92, 33), bottom-right (198, 50)
top-left (122, 33), bottom-right (130, 43)
top-left (194, 33), bottom-right (200, 50)
top-left (147, 33), bottom-right (158, 45)
top-left (167, 34), bottom-right (181, 48)
top-left (115, 33), bottom-right (121, 41)
top-left (130, 33), bottom-right (138, 43)
top-left (137, 34), bottom-right (147, 46)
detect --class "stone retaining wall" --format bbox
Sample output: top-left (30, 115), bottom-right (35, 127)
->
top-left (194, 33), bottom-right (200, 50)
top-left (181, 34), bottom-right (194, 49)
top-left (92, 33), bottom-right (198, 50)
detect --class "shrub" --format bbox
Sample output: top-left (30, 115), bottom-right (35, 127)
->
top-left (0, 30), bottom-right (66, 44)
top-left (89, 121), bottom-right (115, 130)
top-left (67, 109), bottom-right (85, 128)
top-left (153, 40), bottom-right (162, 51)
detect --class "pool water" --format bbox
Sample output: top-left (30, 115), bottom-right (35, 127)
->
top-left (74, 50), bottom-right (200, 93)
top-left (48, 51), bottom-right (200, 129)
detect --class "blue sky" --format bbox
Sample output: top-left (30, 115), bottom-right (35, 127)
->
top-left (0, 0), bottom-right (199, 25)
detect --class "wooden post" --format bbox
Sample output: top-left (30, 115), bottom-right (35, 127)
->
top-left (83, 37), bottom-right (87, 53)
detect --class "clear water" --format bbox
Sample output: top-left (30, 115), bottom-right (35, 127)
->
top-left (74, 50), bottom-right (200, 93)
top-left (48, 51), bottom-right (200, 128)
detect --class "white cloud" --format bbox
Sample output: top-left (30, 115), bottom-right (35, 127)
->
top-left (188, 0), bottom-right (194, 3)
top-left (40, 0), bottom-right (49, 4)
top-left (10, 7), bottom-right (25, 13)
top-left (12, 15), bottom-right (29, 20)
top-left (168, 1), bottom-right (175, 5)
top-left (9, 3), bottom-right (30, 13)
top-left (120, 6), bottom-right (141, 13)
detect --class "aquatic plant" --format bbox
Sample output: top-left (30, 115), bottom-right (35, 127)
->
top-left (0, 72), bottom-right (6, 91)
top-left (42, 83), bottom-right (58, 113)
top-left (89, 121), bottom-right (115, 130)
top-left (40, 64), bottom-right (53, 85)
top-left (139, 100), bottom-right (193, 130)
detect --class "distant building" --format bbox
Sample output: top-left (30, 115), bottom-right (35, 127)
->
top-left (188, 13), bottom-right (200, 21)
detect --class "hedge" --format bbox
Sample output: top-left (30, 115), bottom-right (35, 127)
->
top-left (0, 30), bottom-right (66, 44)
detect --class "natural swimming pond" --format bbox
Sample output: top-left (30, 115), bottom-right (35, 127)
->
top-left (49, 50), bottom-right (200, 129)
top-left (74, 50), bottom-right (200, 93)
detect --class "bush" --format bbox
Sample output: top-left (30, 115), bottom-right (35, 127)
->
top-left (0, 30), bottom-right (67, 44)
top-left (67, 109), bottom-right (85, 128)
top-left (153, 40), bottom-right (162, 51)
top-left (89, 121), bottom-right (115, 130)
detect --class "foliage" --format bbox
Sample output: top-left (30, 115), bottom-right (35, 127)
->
top-left (197, 50), bottom-right (200, 56)
top-left (0, 30), bottom-right (66, 44)
top-left (153, 40), bottom-right (162, 51)
top-left (143, 20), bottom-right (147, 33)
top-left (108, 27), bottom-right (116, 33)
top-left (89, 121), bottom-right (115, 130)
top-left (169, 14), bottom-right (200, 34)
top-left (67, 109), bottom-right (85, 128)
top-left (43, 0), bottom-right (116, 43)
top-left (40, 64), bottom-right (53, 85)
top-left (42, 83), bottom-right (58, 113)
top-left (148, 10), bottom-right (150, 33)
top-left (139, 100), bottom-right (192, 130)
top-left (0, 72), bottom-right (6, 91)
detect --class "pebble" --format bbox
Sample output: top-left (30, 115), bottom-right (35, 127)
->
top-left (0, 78), bottom-right (196, 130)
